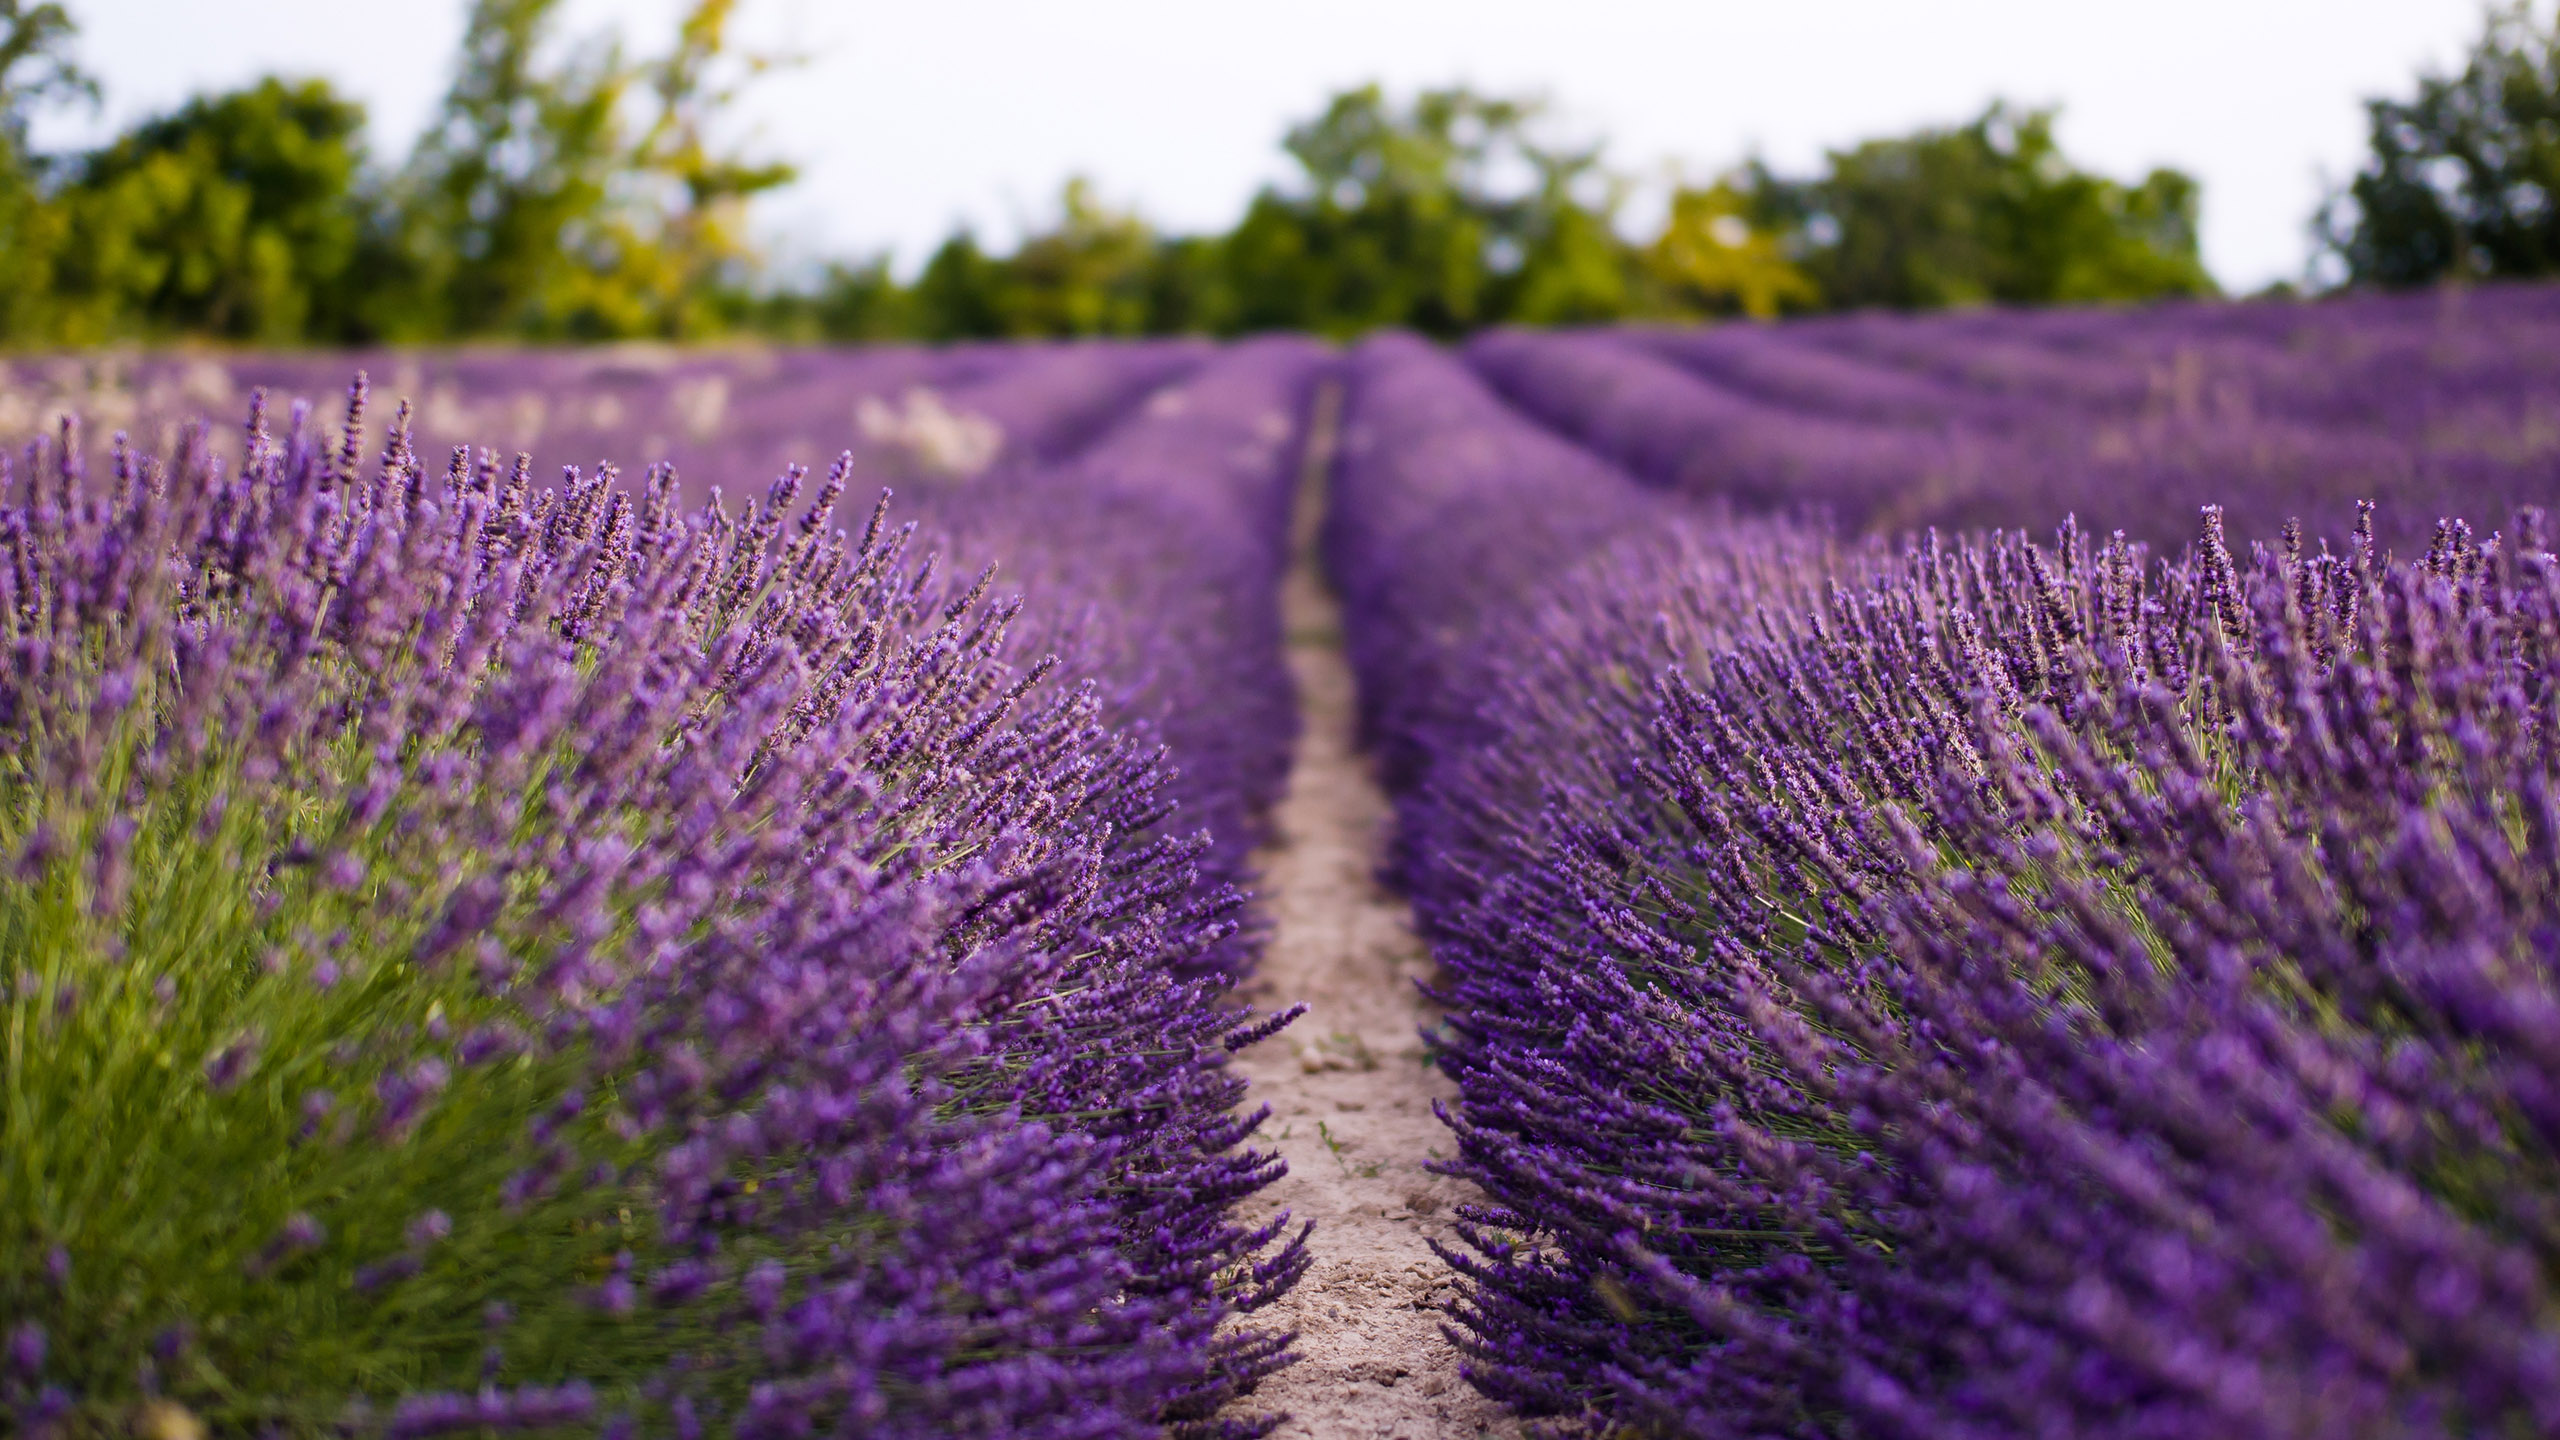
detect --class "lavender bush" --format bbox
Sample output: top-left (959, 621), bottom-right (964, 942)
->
top-left (1470, 286), bottom-right (2560, 552)
top-left (926, 336), bottom-right (1327, 892)
top-left (1324, 333), bottom-right (1674, 808)
top-left (1592, 509), bottom-right (2560, 1437)
top-left (1, 368), bottom-right (1300, 1436)
top-left (1333, 331), bottom-right (2560, 1436)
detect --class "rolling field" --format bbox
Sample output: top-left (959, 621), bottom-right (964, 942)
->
top-left (7, 284), bottom-right (2560, 1438)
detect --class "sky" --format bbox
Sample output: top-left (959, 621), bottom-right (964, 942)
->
top-left (30, 0), bottom-right (2493, 292)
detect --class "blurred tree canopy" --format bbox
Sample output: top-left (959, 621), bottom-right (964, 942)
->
top-left (0, 0), bottom-right (93, 338)
top-left (0, 1), bottom-right (2253, 346)
top-left (46, 79), bottom-right (368, 342)
top-left (1733, 104), bottom-right (2214, 309)
top-left (1214, 85), bottom-right (1633, 336)
top-left (878, 93), bottom-right (2210, 339)
top-left (375, 0), bottom-right (794, 340)
top-left (0, 0), bottom-right (792, 345)
top-left (2324, 2), bottom-right (2560, 287)
top-left (1640, 180), bottom-right (1818, 319)
top-left (805, 86), bottom-right (1655, 341)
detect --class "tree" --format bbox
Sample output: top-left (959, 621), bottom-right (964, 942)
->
top-left (1505, 151), bottom-right (1640, 324)
top-left (1746, 104), bottom-right (2215, 309)
top-left (894, 180), bottom-right (1192, 339)
top-left (2324, 2), bottom-right (2560, 287)
top-left (989, 178), bottom-right (1163, 336)
top-left (1217, 85), bottom-right (1641, 336)
top-left (0, 1), bottom-right (92, 340)
top-left (1640, 178), bottom-right (1818, 319)
top-left (50, 78), bottom-right (367, 341)
top-left (380, 0), bottom-right (639, 338)
top-left (621, 0), bottom-right (798, 335)
top-left (773, 256), bottom-right (916, 341)
top-left (378, 0), bottom-right (793, 340)
top-left (0, 0), bottom-right (88, 152)
top-left (910, 231), bottom-right (1009, 339)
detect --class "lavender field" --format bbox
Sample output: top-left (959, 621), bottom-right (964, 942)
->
top-left (8, 284), bottom-right (2560, 1438)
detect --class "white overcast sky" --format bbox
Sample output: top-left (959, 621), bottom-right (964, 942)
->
top-left (31, 0), bottom-right (2492, 292)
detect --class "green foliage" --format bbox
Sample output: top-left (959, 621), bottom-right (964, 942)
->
top-left (0, 0), bottom-right (86, 150)
top-left (1216, 84), bottom-right (1639, 337)
top-left (1640, 180), bottom-right (1819, 319)
top-left (910, 230), bottom-right (1011, 339)
top-left (902, 179), bottom-right (1166, 339)
top-left (626, 0), bottom-right (799, 335)
top-left (2325, 2), bottom-right (2560, 286)
top-left (0, 1), bottom-right (89, 339)
top-left (376, 0), bottom-right (647, 339)
top-left (1741, 103), bottom-right (2216, 309)
top-left (0, 7), bottom-right (2263, 347)
top-left (370, 0), bottom-right (794, 341)
top-left (756, 255), bottom-right (916, 341)
top-left (0, 0), bottom-right (793, 346)
top-left (871, 86), bottom-right (2223, 340)
top-left (888, 86), bottom-right (1661, 341)
top-left (2, 621), bottom-right (673, 1426)
top-left (44, 78), bottom-right (368, 343)
top-left (997, 178), bottom-right (1160, 335)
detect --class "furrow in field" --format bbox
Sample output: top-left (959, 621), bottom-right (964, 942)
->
top-left (1224, 389), bottom-right (1519, 1440)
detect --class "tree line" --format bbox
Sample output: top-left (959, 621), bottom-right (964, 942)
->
top-left (0, 0), bottom-right (2545, 347)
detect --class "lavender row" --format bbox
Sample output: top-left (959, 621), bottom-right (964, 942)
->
top-left (1465, 328), bottom-right (1931, 535)
top-left (877, 335), bottom-right (1331, 1427)
top-left (1468, 285), bottom-right (2560, 552)
top-left (1331, 336), bottom-right (2560, 1435)
top-left (921, 336), bottom-right (1327, 895)
top-left (1786, 289), bottom-right (2560, 445)
top-left (0, 352), bottom-right (1304, 1437)
top-left (0, 339), bottom-right (1211, 512)
top-left (1324, 334), bottom-right (1674, 808)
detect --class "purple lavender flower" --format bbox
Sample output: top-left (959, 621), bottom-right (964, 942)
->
top-left (4, 345), bottom-right (1313, 1437)
top-left (1332, 322), bottom-right (2560, 1437)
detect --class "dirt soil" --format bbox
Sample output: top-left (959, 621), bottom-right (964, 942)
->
top-left (1222, 399), bottom-right (1522, 1439)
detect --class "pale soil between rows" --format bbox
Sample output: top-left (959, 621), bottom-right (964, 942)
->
top-left (1220, 400), bottom-right (1525, 1440)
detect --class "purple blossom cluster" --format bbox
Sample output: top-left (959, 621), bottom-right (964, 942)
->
top-left (1469, 282), bottom-right (2560, 552)
top-left (3, 344), bottom-right (1309, 1435)
top-left (1330, 329), bottom-right (2560, 1436)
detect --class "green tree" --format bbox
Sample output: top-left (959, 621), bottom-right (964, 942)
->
top-left (377, 0), bottom-right (792, 340)
top-left (619, 0), bottom-right (798, 335)
top-left (1138, 232), bottom-right (1230, 334)
top-left (2324, 2), bottom-right (2560, 287)
top-left (910, 230), bottom-right (1009, 339)
top-left (769, 255), bottom-right (916, 341)
top-left (1217, 84), bottom-right (1640, 336)
top-left (988, 177), bottom-right (1163, 336)
top-left (896, 179), bottom-right (1196, 339)
top-left (0, 1), bottom-right (93, 340)
top-left (0, 0), bottom-right (86, 150)
top-left (379, 0), bottom-right (639, 338)
top-left (1641, 179), bottom-right (1819, 318)
top-left (1506, 153), bottom-right (1640, 324)
top-left (48, 78), bottom-right (367, 342)
top-left (1748, 103), bottom-right (2215, 309)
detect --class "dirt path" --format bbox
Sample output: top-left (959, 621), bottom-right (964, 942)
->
top-left (1225, 393), bottom-right (1519, 1439)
